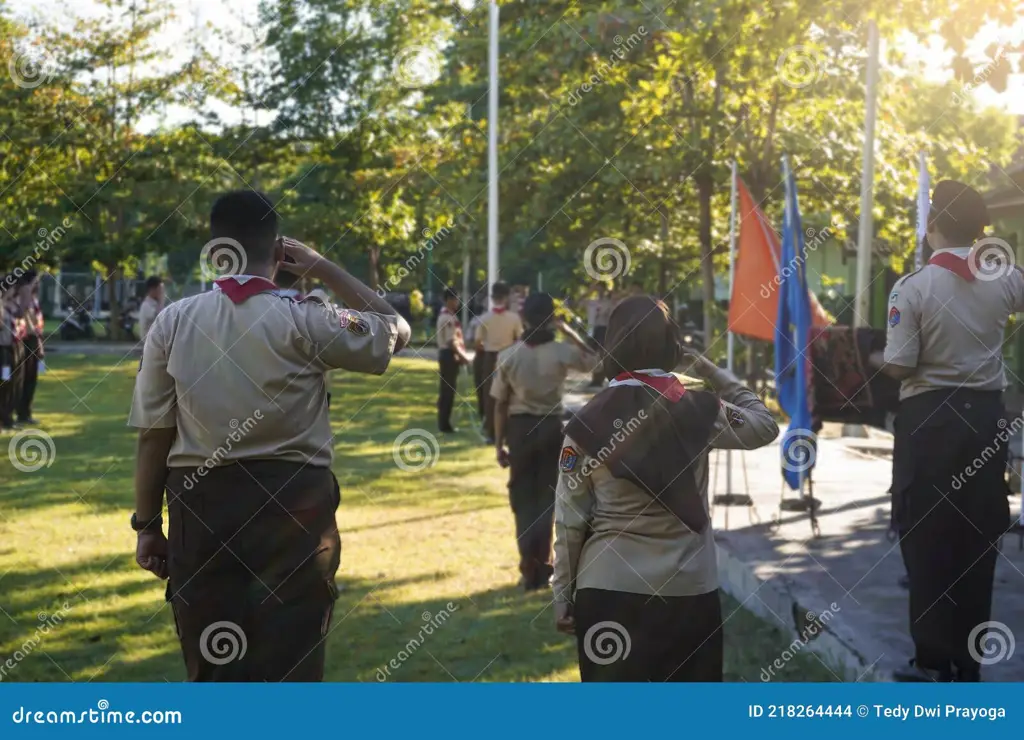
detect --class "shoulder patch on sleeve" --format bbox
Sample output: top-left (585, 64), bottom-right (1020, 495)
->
top-left (559, 446), bottom-right (579, 473)
top-left (888, 306), bottom-right (901, 327)
top-left (348, 316), bottom-right (370, 336)
top-left (726, 406), bottom-right (745, 427)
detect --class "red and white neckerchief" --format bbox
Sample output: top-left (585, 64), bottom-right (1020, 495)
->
top-left (492, 306), bottom-right (506, 314)
top-left (929, 247), bottom-right (974, 282)
top-left (609, 368), bottom-right (686, 402)
top-left (213, 275), bottom-right (279, 304)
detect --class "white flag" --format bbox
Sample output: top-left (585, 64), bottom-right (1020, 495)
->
top-left (915, 152), bottom-right (929, 271)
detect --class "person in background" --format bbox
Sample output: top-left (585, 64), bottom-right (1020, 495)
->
top-left (466, 305), bottom-right (486, 421)
top-left (874, 180), bottom-right (1019, 682)
top-left (138, 276), bottom-right (165, 340)
top-left (0, 289), bottom-right (15, 431)
top-left (16, 272), bottom-right (44, 425)
top-left (552, 296), bottom-right (778, 681)
top-left (3, 287), bottom-right (25, 428)
top-left (130, 190), bottom-right (410, 682)
top-left (475, 282), bottom-right (523, 444)
top-left (582, 284), bottom-right (613, 387)
top-left (436, 288), bottom-right (470, 433)
top-left (491, 292), bottom-right (595, 591)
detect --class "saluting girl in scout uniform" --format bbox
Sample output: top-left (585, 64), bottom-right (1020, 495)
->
top-left (490, 293), bottom-right (594, 591)
top-left (552, 296), bottom-right (778, 681)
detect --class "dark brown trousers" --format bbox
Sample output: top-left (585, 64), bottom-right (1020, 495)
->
top-left (165, 462), bottom-right (341, 682)
top-left (0, 341), bottom-right (24, 427)
top-left (574, 588), bottom-right (724, 682)
top-left (478, 350), bottom-right (499, 439)
top-left (16, 335), bottom-right (40, 421)
top-left (506, 414), bottom-right (562, 587)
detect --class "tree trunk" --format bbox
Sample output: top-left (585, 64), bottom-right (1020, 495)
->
top-left (697, 174), bottom-right (715, 350)
top-left (368, 246), bottom-right (380, 290)
top-left (658, 210), bottom-right (669, 297)
top-left (107, 266), bottom-right (124, 341)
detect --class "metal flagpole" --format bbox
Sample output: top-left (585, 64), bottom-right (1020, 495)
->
top-left (853, 20), bottom-right (879, 329)
top-left (726, 160), bottom-right (738, 498)
top-left (487, 1), bottom-right (499, 309)
top-left (915, 151), bottom-right (929, 272)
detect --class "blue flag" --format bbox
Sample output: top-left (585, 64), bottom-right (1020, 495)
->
top-left (774, 157), bottom-right (816, 490)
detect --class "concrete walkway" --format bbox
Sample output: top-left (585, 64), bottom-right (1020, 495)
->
top-left (709, 437), bottom-right (1024, 682)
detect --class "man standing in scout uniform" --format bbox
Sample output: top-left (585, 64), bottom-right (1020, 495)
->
top-left (138, 276), bottom-right (166, 340)
top-left (475, 282), bottom-right (523, 444)
top-left (583, 284), bottom-right (613, 387)
top-left (14, 271), bottom-right (44, 425)
top-left (0, 286), bottom-right (15, 431)
top-left (878, 180), bottom-right (1019, 682)
top-left (130, 190), bottom-right (411, 682)
top-left (491, 293), bottom-right (595, 590)
top-left (436, 288), bottom-right (470, 433)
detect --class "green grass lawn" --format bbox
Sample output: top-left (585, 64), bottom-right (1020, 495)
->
top-left (0, 353), bottom-right (839, 682)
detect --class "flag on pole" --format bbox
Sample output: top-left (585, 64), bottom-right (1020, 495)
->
top-left (727, 177), bottom-right (832, 341)
top-left (775, 157), bottom-right (816, 491)
top-left (915, 152), bottom-right (930, 271)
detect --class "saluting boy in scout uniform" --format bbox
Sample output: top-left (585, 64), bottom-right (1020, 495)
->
top-left (878, 180), bottom-right (1020, 682)
top-left (16, 271), bottom-right (44, 425)
top-left (130, 190), bottom-right (411, 681)
top-left (491, 293), bottom-right (595, 590)
top-left (436, 288), bottom-right (470, 433)
top-left (475, 282), bottom-right (523, 444)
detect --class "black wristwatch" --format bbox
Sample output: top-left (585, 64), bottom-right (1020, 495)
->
top-left (131, 512), bottom-right (163, 533)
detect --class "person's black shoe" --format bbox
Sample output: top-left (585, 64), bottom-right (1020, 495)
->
top-left (17, 418), bottom-right (39, 426)
top-left (893, 659), bottom-right (954, 682)
top-left (438, 427), bottom-right (458, 434)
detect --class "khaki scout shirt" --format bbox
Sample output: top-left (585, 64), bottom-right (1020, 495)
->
top-left (489, 340), bottom-right (593, 417)
top-left (552, 366), bottom-right (779, 602)
top-left (128, 275), bottom-right (400, 469)
top-left (436, 308), bottom-right (462, 350)
top-left (475, 309), bottom-right (523, 352)
top-left (138, 296), bottom-right (162, 339)
top-left (884, 246), bottom-right (1024, 400)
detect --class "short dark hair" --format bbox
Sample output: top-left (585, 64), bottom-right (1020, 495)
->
top-left (602, 296), bottom-right (683, 379)
top-left (929, 180), bottom-right (990, 246)
top-left (444, 287), bottom-right (458, 302)
top-left (209, 191), bottom-right (279, 266)
top-left (491, 281), bottom-right (510, 300)
top-left (145, 276), bottom-right (163, 291)
top-left (522, 292), bottom-right (555, 329)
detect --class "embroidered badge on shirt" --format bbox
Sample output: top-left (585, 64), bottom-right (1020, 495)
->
top-left (348, 317), bottom-right (370, 336)
top-left (890, 292), bottom-right (898, 303)
top-left (559, 446), bottom-right (578, 473)
top-left (726, 407), bottom-right (745, 427)
top-left (889, 306), bottom-right (901, 327)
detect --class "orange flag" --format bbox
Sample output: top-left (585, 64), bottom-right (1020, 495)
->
top-left (728, 177), bottom-right (832, 341)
